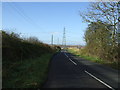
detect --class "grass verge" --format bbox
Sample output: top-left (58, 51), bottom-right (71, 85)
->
top-left (67, 48), bottom-right (120, 70)
top-left (3, 53), bottom-right (54, 88)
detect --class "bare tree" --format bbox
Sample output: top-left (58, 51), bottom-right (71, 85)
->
top-left (80, 2), bottom-right (119, 62)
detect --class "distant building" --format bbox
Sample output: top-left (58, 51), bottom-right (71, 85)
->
top-left (66, 45), bottom-right (84, 49)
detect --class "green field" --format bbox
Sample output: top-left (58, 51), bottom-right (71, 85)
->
top-left (67, 48), bottom-right (120, 70)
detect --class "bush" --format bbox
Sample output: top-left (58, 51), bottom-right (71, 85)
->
top-left (2, 30), bottom-right (57, 88)
top-left (2, 30), bottom-right (56, 65)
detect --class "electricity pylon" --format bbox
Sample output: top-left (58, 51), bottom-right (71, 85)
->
top-left (51, 34), bottom-right (53, 46)
top-left (62, 27), bottom-right (66, 49)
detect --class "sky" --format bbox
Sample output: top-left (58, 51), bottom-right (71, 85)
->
top-left (2, 2), bottom-right (90, 45)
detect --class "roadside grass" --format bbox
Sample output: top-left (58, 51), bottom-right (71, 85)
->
top-left (3, 53), bottom-right (54, 88)
top-left (67, 48), bottom-right (120, 70)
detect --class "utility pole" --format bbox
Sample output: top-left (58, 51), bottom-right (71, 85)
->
top-left (57, 38), bottom-right (59, 45)
top-left (51, 34), bottom-right (53, 46)
top-left (62, 27), bottom-right (66, 49)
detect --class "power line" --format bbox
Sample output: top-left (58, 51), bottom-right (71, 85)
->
top-left (12, 3), bottom-right (42, 29)
top-left (7, 3), bottom-right (33, 25)
top-left (7, 3), bottom-right (44, 31)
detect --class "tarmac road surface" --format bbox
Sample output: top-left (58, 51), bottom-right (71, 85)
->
top-left (44, 50), bottom-right (119, 89)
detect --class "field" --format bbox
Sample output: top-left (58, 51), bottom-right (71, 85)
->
top-left (67, 48), bottom-right (120, 70)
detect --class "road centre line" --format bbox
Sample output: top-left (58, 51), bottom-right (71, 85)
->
top-left (69, 58), bottom-right (77, 65)
top-left (64, 53), bottom-right (77, 65)
top-left (85, 70), bottom-right (115, 90)
top-left (64, 53), bottom-right (68, 57)
top-left (64, 52), bottom-right (114, 89)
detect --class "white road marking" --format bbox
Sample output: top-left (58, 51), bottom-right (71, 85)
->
top-left (64, 53), bottom-right (77, 65)
top-left (85, 70), bottom-right (115, 90)
top-left (64, 53), bottom-right (68, 57)
top-left (69, 58), bottom-right (77, 65)
top-left (64, 52), bottom-right (115, 89)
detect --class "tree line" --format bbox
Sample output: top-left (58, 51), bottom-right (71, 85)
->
top-left (80, 2), bottom-right (120, 63)
top-left (2, 30), bottom-right (56, 66)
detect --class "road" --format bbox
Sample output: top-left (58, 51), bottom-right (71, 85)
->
top-left (44, 50), bottom-right (119, 89)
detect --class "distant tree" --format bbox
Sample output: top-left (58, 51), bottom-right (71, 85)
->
top-left (27, 36), bottom-right (42, 44)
